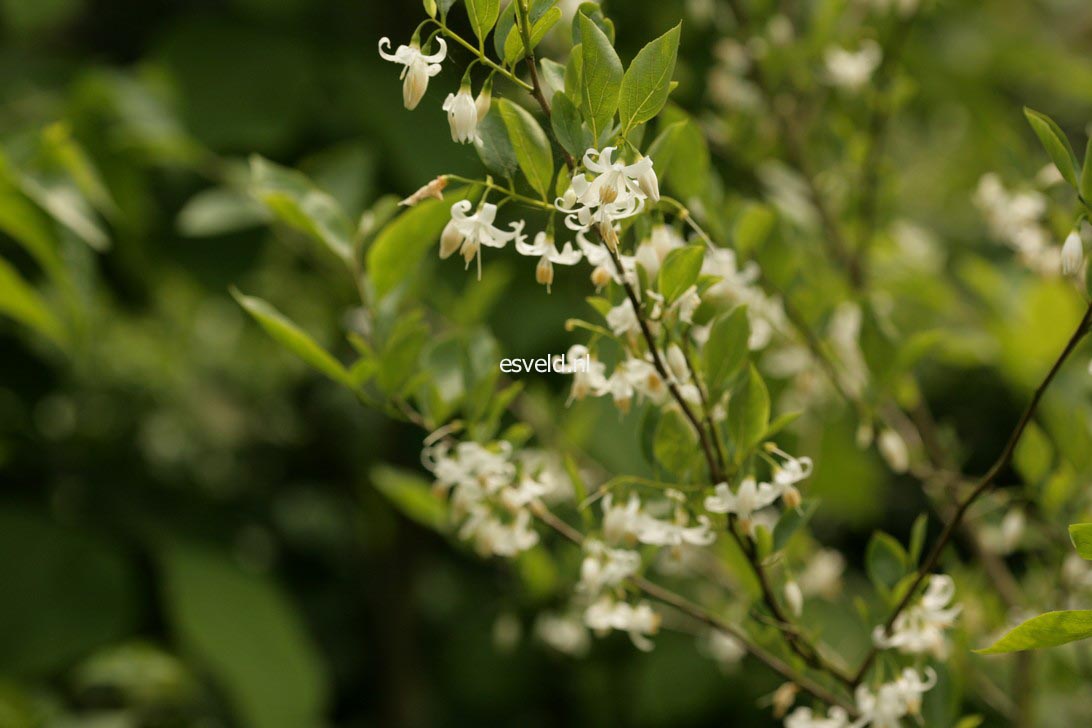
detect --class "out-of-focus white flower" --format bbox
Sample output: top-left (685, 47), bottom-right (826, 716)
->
top-left (798, 549), bottom-right (846, 599)
top-left (867, 0), bottom-right (919, 18)
top-left (853, 668), bottom-right (936, 728)
top-left (877, 428), bottom-right (909, 473)
top-left (555, 344), bottom-right (609, 403)
top-left (974, 173), bottom-right (1059, 274)
top-left (516, 232), bottom-right (583, 292)
top-left (576, 231), bottom-right (637, 289)
top-left (704, 477), bottom-right (781, 535)
top-left (442, 200), bottom-right (526, 279)
top-left (981, 509), bottom-right (1026, 555)
top-left (873, 575), bottom-right (961, 658)
top-left (492, 612), bottom-right (522, 652)
top-left (784, 705), bottom-right (850, 728)
top-left (1062, 230), bottom-right (1084, 276)
top-left (535, 612), bottom-right (590, 656)
top-left (784, 580), bottom-right (804, 617)
top-left (442, 85), bottom-right (478, 143)
top-left (377, 37), bottom-right (447, 110)
top-left (702, 247), bottom-right (787, 350)
top-left (606, 299), bottom-right (642, 339)
top-left (584, 596), bottom-right (661, 651)
top-left (702, 630), bottom-right (746, 670)
top-left (824, 41), bottom-right (882, 91)
top-left (579, 539), bottom-right (641, 595)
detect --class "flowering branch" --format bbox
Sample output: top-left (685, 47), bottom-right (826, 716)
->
top-left (852, 300), bottom-right (1092, 684)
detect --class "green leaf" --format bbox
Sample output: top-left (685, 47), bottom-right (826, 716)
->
top-left (0, 258), bottom-right (66, 346)
top-left (908, 513), bottom-right (929, 566)
top-left (474, 108), bottom-right (521, 178)
top-left (865, 531), bottom-right (908, 592)
top-left (503, 5), bottom-right (562, 65)
top-left (772, 499), bottom-right (819, 551)
top-left (465, 0), bottom-right (501, 44)
top-left (497, 99), bottom-right (554, 199)
top-left (578, 12), bottom-right (623, 143)
top-left (437, 0), bottom-right (458, 20)
top-left (1024, 107), bottom-right (1079, 188)
top-left (367, 192), bottom-right (470, 298)
top-left (733, 203), bottom-right (776, 258)
top-left (1082, 136), bottom-right (1092, 203)
top-left (551, 91), bottom-right (593, 160)
top-left (571, 2), bottom-right (614, 45)
top-left (371, 466), bottom-right (446, 531)
top-left (977, 610), bottom-right (1092, 654)
top-left (377, 310), bottom-right (429, 395)
top-left (728, 364), bottom-right (769, 461)
top-left (0, 185), bottom-right (65, 283)
top-left (423, 0), bottom-right (438, 18)
top-left (657, 245), bottom-right (704, 302)
top-left (653, 407), bottom-right (698, 476)
top-left (231, 288), bottom-right (354, 389)
top-left (249, 156), bottom-right (353, 264)
top-left (160, 541), bottom-right (327, 728)
top-left (1069, 523), bottom-right (1092, 560)
top-left (703, 306), bottom-right (749, 398)
top-left (618, 23), bottom-right (680, 134)
top-left (177, 187), bottom-right (269, 237)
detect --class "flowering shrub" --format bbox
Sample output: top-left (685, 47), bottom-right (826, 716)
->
top-left (217, 0), bottom-right (1092, 724)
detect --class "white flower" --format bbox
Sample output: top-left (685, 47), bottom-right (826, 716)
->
top-left (606, 299), bottom-right (642, 338)
top-left (635, 225), bottom-right (686, 277)
top-left (463, 507), bottom-right (539, 557)
top-left (1062, 230), bottom-right (1084, 276)
top-left (784, 706), bottom-right (850, 728)
top-left (673, 285), bottom-right (701, 324)
top-left (877, 428), bottom-right (909, 474)
top-left (442, 85), bottom-right (478, 143)
top-left (584, 596), bottom-right (661, 651)
top-left (444, 200), bottom-right (526, 279)
top-left (784, 580), bottom-right (804, 617)
top-left (701, 247), bottom-right (786, 350)
top-left (377, 37), bottom-right (448, 110)
top-left (555, 148), bottom-right (656, 233)
top-left (824, 41), bottom-right (882, 91)
top-left (557, 345), bottom-right (609, 403)
top-left (579, 540), bottom-right (641, 595)
top-left (535, 612), bottom-right (590, 656)
top-left (872, 574), bottom-right (961, 658)
top-left (854, 668), bottom-right (936, 728)
top-left (703, 630), bottom-right (746, 670)
top-left (798, 549), bottom-right (845, 599)
top-left (704, 477), bottom-right (781, 534)
top-left (602, 493), bottom-right (646, 545)
top-left (515, 232), bottom-right (583, 292)
top-left (637, 512), bottom-right (716, 548)
top-left (576, 231), bottom-right (638, 288)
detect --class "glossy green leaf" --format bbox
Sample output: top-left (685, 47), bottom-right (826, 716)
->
top-left (497, 99), bottom-right (554, 198)
top-left (578, 12), bottom-right (623, 143)
top-left (232, 288), bottom-right (354, 389)
top-left (728, 364), bottom-right (769, 460)
top-left (618, 23), bottom-right (680, 134)
top-left (657, 245), bottom-right (704, 302)
top-left (1069, 523), bottom-right (1092, 560)
top-left (703, 306), bottom-right (749, 398)
top-left (465, 0), bottom-right (501, 44)
top-left (474, 108), bottom-right (520, 178)
top-left (1024, 107), bottom-right (1078, 188)
top-left (160, 540), bottom-right (327, 728)
top-left (1082, 136), bottom-right (1092, 203)
top-left (653, 407), bottom-right (697, 475)
top-left (249, 155), bottom-right (353, 264)
top-left (551, 91), bottom-right (593, 159)
top-left (977, 610), bottom-right (1092, 654)
top-left (504, 5), bottom-right (562, 64)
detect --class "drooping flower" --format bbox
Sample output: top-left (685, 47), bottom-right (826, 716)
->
top-left (400, 175), bottom-right (448, 207)
top-left (872, 574), bottom-right (961, 658)
top-left (535, 612), bottom-right (590, 656)
top-left (578, 539), bottom-right (641, 595)
top-left (852, 668), bottom-right (936, 728)
top-left (515, 232), bottom-right (583, 292)
top-left (554, 344), bottom-right (609, 403)
top-left (783, 706), bottom-right (850, 728)
top-left (584, 596), bottom-right (661, 651)
top-left (441, 200), bottom-right (526, 279)
top-left (442, 85), bottom-right (479, 143)
top-left (377, 37), bottom-right (448, 110)
top-left (555, 148), bottom-right (658, 234)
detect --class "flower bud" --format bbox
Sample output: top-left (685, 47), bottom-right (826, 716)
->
top-left (443, 85), bottom-right (479, 144)
top-left (877, 428), bottom-right (909, 473)
top-left (1062, 230), bottom-right (1084, 276)
top-left (784, 581), bottom-right (803, 617)
top-left (599, 222), bottom-right (619, 251)
top-left (591, 265), bottom-right (612, 289)
top-left (475, 78), bottom-right (493, 122)
top-left (536, 256), bottom-right (554, 291)
top-left (633, 156), bottom-right (660, 202)
top-left (439, 220), bottom-right (464, 258)
top-left (666, 344), bottom-right (689, 382)
top-left (782, 485), bottom-right (802, 510)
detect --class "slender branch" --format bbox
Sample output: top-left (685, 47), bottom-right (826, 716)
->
top-left (430, 20), bottom-right (534, 91)
top-left (445, 174), bottom-right (555, 210)
top-left (532, 506), bottom-right (858, 716)
top-left (851, 301), bottom-right (1092, 684)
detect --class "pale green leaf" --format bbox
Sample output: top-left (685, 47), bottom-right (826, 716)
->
top-left (657, 245), bottom-right (704, 302)
top-left (0, 258), bottom-right (66, 346)
top-left (728, 364), bottom-right (769, 460)
top-left (977, 610), bottom-right (1092, 654)
top-left (465, 0), bottom-right (501, 43)
top-left (619, 23), bottom-right (680, 133)
top-left (703, 306), bottom-right (749, 398)
top-left (367, 192), bottom-right (470, 298)
top-left (1069, 523), bottom-right (1092, 560)
top-left (578, 12), bottom-right (623, 143)
top-left (866, 531), bottom-right (908, 592)
top-left (371, 466), bottom-right (446, 531)
top-left (1024, 107), bottom-right (1078, 188)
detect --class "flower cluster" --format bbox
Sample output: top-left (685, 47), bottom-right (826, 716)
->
top-left (705, 447), bottom-right (813, 536)
top-left (872, 574), bottom-right (961, 658)
top-left (974, 172), bottom-right (1061, 274)
top-left (785, 668), bottom-right (936, 728)
top-left (422, 439), bottom-right (550, 558)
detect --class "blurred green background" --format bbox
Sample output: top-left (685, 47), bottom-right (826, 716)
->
top-left (2, 0), bottom-right (1092, 726)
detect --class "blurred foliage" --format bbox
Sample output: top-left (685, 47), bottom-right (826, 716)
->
top-left (2, 0), bottom-right (1092, 727)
